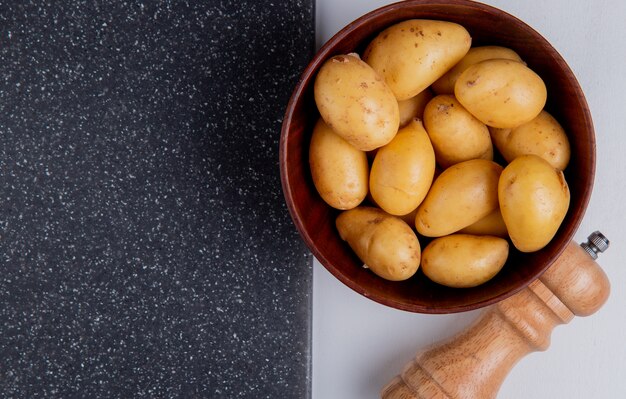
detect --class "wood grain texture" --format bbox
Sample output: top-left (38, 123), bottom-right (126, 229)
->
top-left (280, 0), bottom-right (595, 313)
top-left (539, 243), bottom-right (611, 316)
top-left (381, 240), bottom-right (610, 398)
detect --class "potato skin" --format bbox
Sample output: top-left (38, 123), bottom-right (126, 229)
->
top-left (489, 110), bottom-right (571, 170)
top-left (309, 118), bottom-right (368, 210)
top-left (415, 159), bottom-right (503, 237)
top-left (370, 119), bottom-right (436, 216)
top-left (432, 46), bottom-right (523, 94)
top-left (398, 89), bottom-right (433, 127)
top-left (499, 155), bottom-right (570, 252)
top-left (363, 19), bottom-right (471, 101)
top-left (314, 53), bottom-right (399, 151)
top-left (336, 207), bottom-right (421, 281)
top-left (459, 208), bottom-right (508, 238)
top-left (423, 94), bottom-right (493, 168)
top-left (398, 207), bottom-right (419, 228)
top-left (455, 59), bottom-right (547, 128)
top-left (421, 234), bottom-right (509, 288)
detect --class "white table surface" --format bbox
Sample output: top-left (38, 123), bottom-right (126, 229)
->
top-left (312, 1), bottom-right (626, 398)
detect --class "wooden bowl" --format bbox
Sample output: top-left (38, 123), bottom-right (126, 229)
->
top-left (279, 0), bottom-right (594, 313)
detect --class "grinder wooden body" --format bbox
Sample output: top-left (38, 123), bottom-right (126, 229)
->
top-left (382, 240), bottom-right (611, 399)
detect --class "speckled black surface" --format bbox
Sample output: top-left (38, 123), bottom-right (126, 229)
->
top-left (0, 1), bottom-right (313, 397)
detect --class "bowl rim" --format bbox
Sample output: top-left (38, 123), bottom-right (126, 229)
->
top-left (280, 0), bottom-right (595, 313)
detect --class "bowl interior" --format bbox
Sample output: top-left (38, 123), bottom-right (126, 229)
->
top-left (280, 0), bottom-right (594, 313)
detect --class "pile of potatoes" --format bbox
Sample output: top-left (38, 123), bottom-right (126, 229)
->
top-left (309, 19), bottom-right (571, 288)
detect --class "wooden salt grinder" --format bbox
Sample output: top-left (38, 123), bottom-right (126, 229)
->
top-left (382, 232), bottom-right (611, 399)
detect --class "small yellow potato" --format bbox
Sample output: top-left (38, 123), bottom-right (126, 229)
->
top-left (314, 53), bottom-right (399, 151)
top-left (415, 159), bottom-right (502, 237)
top-left (398, 89), bottom-right (433, 127)
top-left (363, 190), bottom-right (418, 230)
top-left (361, 190), bottom-right (418, 229)
top-left (421, 234), bottom-right (509, 288)
top-left (309, 118), bottom-right (369, 210)
top-left (336, 207), bottom-right (421, 281)
top-left (432, 46), bottom-right (523, 94)
top-left (370, 119), bottom-right (436, 215)
top-left (363, 19), bottom-right (471, 101)
top-left (499, 155), bottom-right (570, 252)
top-left (489, 110), bottom-right (571, 170)
top-left (459, 208), bottom-right (508, 238)
top-left (455, 59), bottom-right (547, 128)
top-left (423, 94), bottom-right (493, 168)
top-left (398, 207), bottom-right (419, 228)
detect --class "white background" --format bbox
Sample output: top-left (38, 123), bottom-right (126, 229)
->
top-left (312, 1), bottom-right (626, 398)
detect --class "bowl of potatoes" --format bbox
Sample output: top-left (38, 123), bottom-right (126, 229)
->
top-left (280, 0), bottom-right (594, 313)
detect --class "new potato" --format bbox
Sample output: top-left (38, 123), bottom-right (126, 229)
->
top-left (314, 53), bottom-right (399, 151)
top-left (336, 207), bottom-right (421, 281)
top-left (370, 119), bottom-right (436, 215)
top-left (499, 155), bottom-right (570, 252)
top-left (423, 94), bottom-right (493, 168)
top-left (309, 118), bottom-right (369, 210)
top-left (455, 59), bottom-right (547, 128)
top-left (459, 208), bottom-right (508, 238)
top-left (398, 207), bottom-right (419, 227)
top-left (308, 18), bottom-right (570, 288)
top-left (490, 110), bottom-right (571, 170)
top-left (416, 159), bottom-right (502, 237)
top-left (421, 234), bottom-right (509, 288)
top-left (432, 46), bottom-right (523, 94)
top-left (363, 19), bottom-right (471, 101)
top-left (398, 89), bottom-right (433, 127)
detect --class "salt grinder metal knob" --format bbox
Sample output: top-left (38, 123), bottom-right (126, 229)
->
top-left (580, 231), bottom-right (610, 259)
top-left (382, 232), bottom-right (611, 399)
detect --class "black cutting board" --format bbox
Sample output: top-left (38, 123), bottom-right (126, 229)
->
top-left (0, 1), bottom-right (314, 397)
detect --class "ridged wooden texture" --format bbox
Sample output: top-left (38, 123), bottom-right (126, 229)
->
top-left (381, 241), bottom-right (610, 399)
